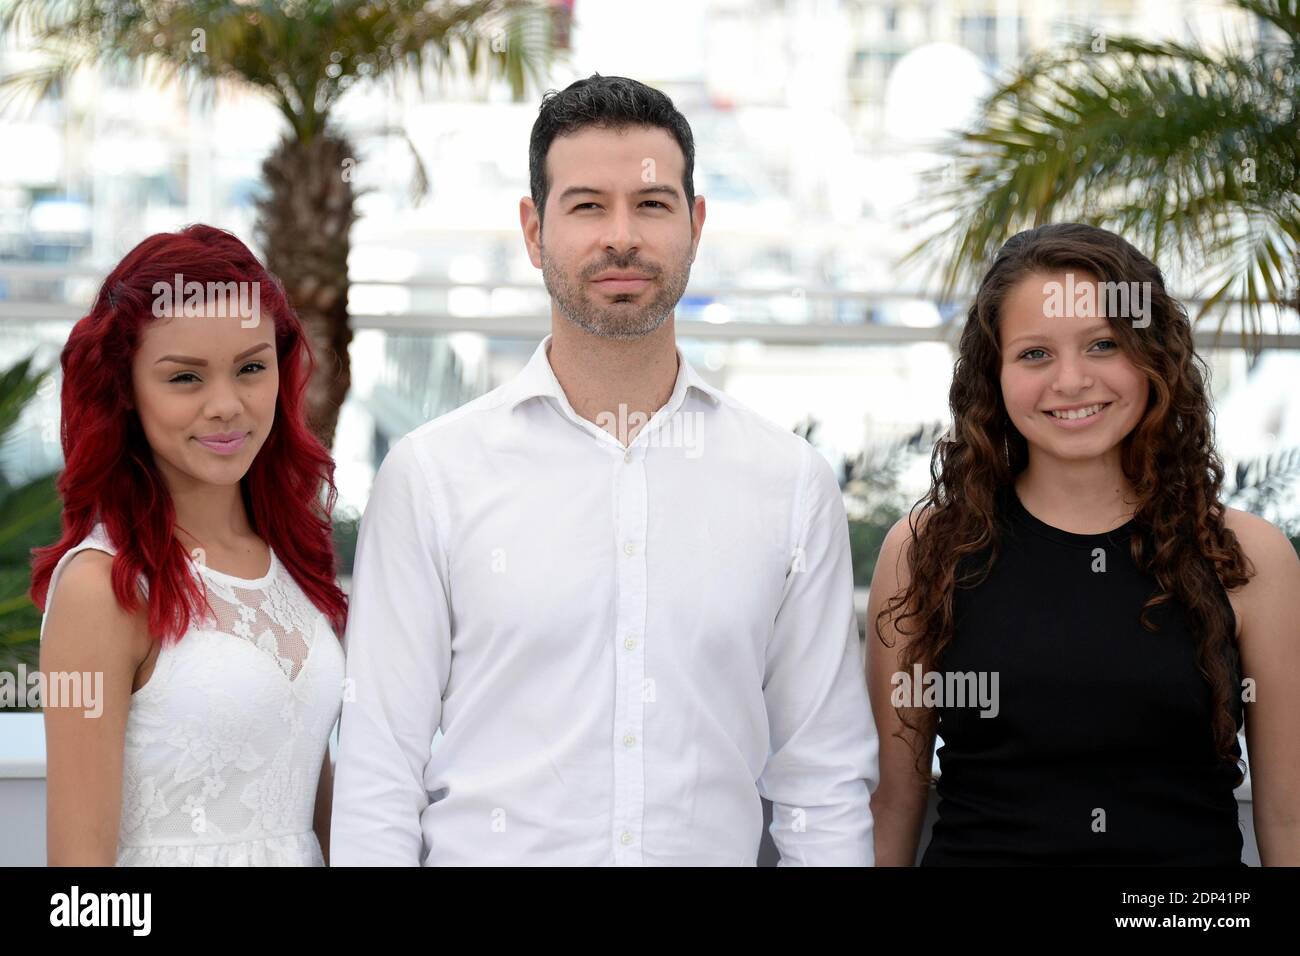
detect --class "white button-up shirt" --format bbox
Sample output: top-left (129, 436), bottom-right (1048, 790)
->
top-left (331, 335), bottom-right (878, 865)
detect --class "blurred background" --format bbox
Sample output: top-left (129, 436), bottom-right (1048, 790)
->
top-left (0, 0), bottom-right (1295, 865)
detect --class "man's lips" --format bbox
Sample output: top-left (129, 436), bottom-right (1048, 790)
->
top-left (592, 273), bottom-right (653, 292)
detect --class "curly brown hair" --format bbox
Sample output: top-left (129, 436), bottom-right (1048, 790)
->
top-left (876, 222), bottom-right (1253, 780)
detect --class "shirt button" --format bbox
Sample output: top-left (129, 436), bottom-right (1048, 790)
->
top-left (624, 635), bottom-right (637, 650)
top-left (623, 734), bottom-right (636, 747)
top-left (620, 831), bottom-right (633, 846)
top-left (623, 450), bottom-right (633, 464)
top-left (623, 542), bottom-right (635, 556)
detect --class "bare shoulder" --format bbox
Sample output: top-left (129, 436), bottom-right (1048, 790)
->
top-left (1220, 507), bottom-right (1300, 648)
top-left (42, 550), bottom-right (149, 663)
top-left (1222, 507), bottom-right (1299, 573)
top-left (871, 506), bottom-right (933, 596)
top-left (880, 506), bottom-right (932, 558)
top-left (48, 548), bottom-right (118, 606)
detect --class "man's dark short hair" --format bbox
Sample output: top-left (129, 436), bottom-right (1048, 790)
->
top-left (529, 73), bottom-right (696, 229)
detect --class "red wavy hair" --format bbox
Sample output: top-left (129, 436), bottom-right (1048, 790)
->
top-left (30, 224), bottom-right (348, 642)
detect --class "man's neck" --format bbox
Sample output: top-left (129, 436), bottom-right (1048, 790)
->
top-left (546, 314), bottom-right (681, 447)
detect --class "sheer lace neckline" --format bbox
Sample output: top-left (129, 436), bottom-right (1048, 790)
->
top-left (193, 548), bottom-right (278, 588)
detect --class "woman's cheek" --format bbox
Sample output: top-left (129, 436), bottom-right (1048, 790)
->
top-left (253, 379), bottom-right (278, 423)
top-left (1000, 371), bottom-right (1033, 418)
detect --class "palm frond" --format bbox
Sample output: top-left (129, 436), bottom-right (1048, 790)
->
top-left (1227, 446), bottom-right (1300, 514)
top-left (0, 354), bottom-right (47, 460)
top-left (903, 5), bottom-right (1300, 339)
top-left (0, 0), bottom-right (556, 139)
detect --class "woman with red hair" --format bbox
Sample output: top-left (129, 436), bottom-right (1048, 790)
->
top-left (31, 224), bottom-right (348, 866)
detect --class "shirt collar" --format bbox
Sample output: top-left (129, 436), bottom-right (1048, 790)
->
top-left (506, 334), bottom-right (723, 413)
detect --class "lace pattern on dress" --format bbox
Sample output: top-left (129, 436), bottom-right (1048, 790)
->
top-left (40, 526), bottom-right (343, 867)
top-left (196, 557), bottom-right (313, 681)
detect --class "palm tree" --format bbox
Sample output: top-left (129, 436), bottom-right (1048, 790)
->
top-left (1, 0), bottom-right (558, 448)
top-left (907, 0), bottom-right (1299, 341)
top-left (0, 356), bottom-right (61, 696)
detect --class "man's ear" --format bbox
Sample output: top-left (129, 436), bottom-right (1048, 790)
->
top-left (688, 194), bottom-right (706, 262)
top-left (519, 196), bottom-right (543, 268)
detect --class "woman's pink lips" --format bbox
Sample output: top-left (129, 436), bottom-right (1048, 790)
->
top-left (194, 433), bottom-right (248, 455)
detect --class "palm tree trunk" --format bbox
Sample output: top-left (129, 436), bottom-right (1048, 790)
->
top-left (256, 131), bottom-right (358, 451)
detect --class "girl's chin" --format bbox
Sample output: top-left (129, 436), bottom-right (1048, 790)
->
top-left (1028, 431), bottom-right (1125, 460)
top-left (167, 448), bottom-right (258, 486)
top-left (189, 463), bottom-right (253, 486)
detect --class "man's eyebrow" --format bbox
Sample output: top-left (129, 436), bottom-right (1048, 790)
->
top-left (557, 184), bottom-right (682, 204)
top-left (154, 342), bottom-right (272, 366)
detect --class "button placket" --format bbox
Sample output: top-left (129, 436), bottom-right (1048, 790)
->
top-left (611, 447), bottom-right (648, 864)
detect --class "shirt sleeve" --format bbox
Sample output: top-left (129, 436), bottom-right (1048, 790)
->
top-left (330, 434), bottom-right (450, 866)
top-left (756, 442), bottom-right (879, 866)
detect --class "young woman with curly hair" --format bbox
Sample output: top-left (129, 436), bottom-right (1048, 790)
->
top-left (31, 225), bottom-right (348, 866)
top-left (867, 222), bottom-right (1300, 866)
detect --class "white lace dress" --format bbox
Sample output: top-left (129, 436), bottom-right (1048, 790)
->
top-left (39, 523), bottom-right (345, 866)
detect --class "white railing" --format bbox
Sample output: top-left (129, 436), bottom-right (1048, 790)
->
top-left (0, 267), bottom-right (1294, 348)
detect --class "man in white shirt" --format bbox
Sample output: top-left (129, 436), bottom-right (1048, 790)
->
top-left (331, 74), bottom-right (878, 866)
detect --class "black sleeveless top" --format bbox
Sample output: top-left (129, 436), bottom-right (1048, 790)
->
top-left (920, 488), bottom-right (1245, 866)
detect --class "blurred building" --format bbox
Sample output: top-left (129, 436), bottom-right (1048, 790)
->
top-left (0, 0), bottom-right (1290, 516)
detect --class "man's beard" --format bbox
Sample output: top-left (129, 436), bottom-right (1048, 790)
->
top-left (541, 246), bottom-right (691, 340)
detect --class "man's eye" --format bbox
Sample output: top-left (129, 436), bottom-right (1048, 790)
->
top-left (573, 201), bottom-right (667, 210)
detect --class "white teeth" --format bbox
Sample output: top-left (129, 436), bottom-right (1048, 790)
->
top-left (1049, 403), bottom-right (1106, 420)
